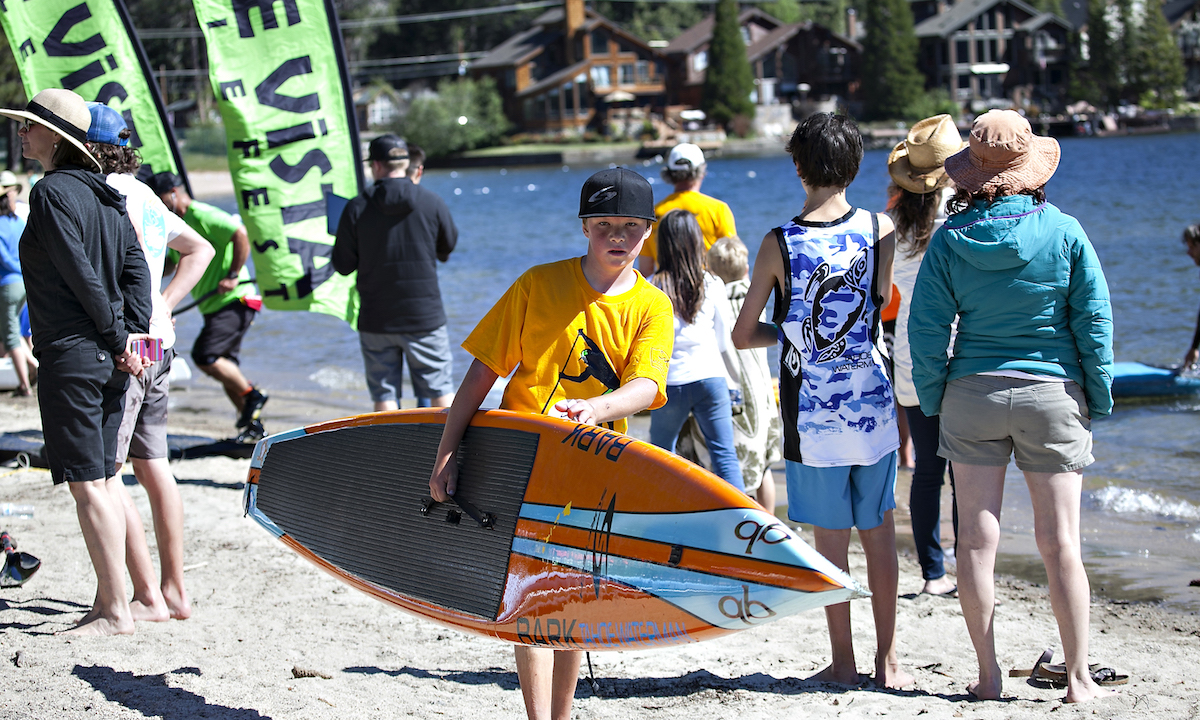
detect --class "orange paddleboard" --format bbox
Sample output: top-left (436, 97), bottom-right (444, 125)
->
top-left (244, 408), bottom-right (866, 650)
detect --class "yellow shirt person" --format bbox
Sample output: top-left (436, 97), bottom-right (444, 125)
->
top-left (638, 143), bottom-right (736, 273)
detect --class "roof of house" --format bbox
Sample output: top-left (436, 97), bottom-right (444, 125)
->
top-left (516, 58), bottom-right (591, 98)
top-left (472, 25), bottom-right (548, 69)
top-left (1017, 11), bottom-right (1072, 32)
top-left (1164, 0), bottom-right (1199, 24)
top-left (665, 7), bottom-right (785, 54)
top-left (914, 0), bottom-right (1066, 37)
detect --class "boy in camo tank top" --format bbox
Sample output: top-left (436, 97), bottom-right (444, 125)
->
top-left (731, 113), bottom-right (912, 689)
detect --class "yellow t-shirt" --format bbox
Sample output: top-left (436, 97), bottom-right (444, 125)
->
top-left (462, 257), bottom-right (674, 434)
top-left (640, 190), bottom-right (737, 267)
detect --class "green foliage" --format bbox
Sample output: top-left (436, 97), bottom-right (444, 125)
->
top-left (860, 0), bottom-right (924, 121)
top-left (393, 76), bottom-right (509, 158)
top-left (905, 88), bottom-right (960, 120)
top-left (756, 0), bottom-right (802, 24)
top-left (181, 123), bottom-right (229, 156)
top-left (701, 0), bottom-right (756, 131)
top-left (367, 1), bottom-right (541, 61)
top-left (1129, 0), bottom-right (1186, 108)
top-left (592, 1), bottom-right (707, 42)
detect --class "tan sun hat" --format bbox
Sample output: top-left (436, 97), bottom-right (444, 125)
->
top-left (0, 170), bottom-right (21, 192)
top-left (0, 88), bottom-right (101, 172)
top-left (944, 109), bottom-right (1059, 195)
top-left (887, 114), bottom-right (964, 194)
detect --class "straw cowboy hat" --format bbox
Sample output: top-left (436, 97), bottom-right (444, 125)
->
top-left (944, 109), bottom-right (1059, 195)
top-left (887, 114), bottom-right (964, 194)
top-left (0, 88), bottom-right (102, 172)
top-left (0, 170), bottom-right (21, 192)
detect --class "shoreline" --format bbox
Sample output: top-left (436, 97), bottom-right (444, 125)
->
top-left (2, 392), bottom-right (1199, 718)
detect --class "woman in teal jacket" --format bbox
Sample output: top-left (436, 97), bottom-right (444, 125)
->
top-left (909, 110), bottom-right (1114, 704)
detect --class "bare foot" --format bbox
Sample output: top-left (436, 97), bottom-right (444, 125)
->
top-left (921, 575), bottom-right (957, 596)
top-left (874, 659), bottom-right (916, 689)
top-left (163, 586), bottom-right (192, 620)
top-left (129, 598), bottom-right (171, 622)
top-left (967, 678), bottom-right (1002, 701)
top-left (1065, 680), bottom-right (1118, 703)
top-left (807, 664), bottom-right (865, 686)
top-left (60, 613), bottom-right (134, 636)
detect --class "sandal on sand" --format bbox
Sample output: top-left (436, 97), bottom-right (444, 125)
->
top-left (1009, 649), bottom-right (1129, 688)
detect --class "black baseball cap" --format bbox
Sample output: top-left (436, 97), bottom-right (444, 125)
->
top-left (147, 171), bottom-right (183, 196)
top-left (578, 167), bottom-right (655, 221)
top-left (368, 134), bottom-right (409, 162)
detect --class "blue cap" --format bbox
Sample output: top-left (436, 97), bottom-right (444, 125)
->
top-left (85, 102), bottom-right (128, 146)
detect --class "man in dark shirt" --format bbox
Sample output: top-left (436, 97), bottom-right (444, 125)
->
top-left (333, 135), bottom-right (458, 410)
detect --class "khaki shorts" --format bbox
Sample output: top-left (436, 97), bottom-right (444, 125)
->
top-left (939, 374), bottom-right (1093, 473)
top-left (115, 348), bottom-right (174, 462)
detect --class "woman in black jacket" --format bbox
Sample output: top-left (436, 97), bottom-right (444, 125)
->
top-left (1, 89), bottom-right (151, 635)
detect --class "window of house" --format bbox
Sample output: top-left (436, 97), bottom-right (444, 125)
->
top-left (505, 69), bottom-right (516, 89)
top-left (577, 75), bottom-right (591, 109)
top-left (547, 87), bottom-right (560, 119)
top-left (563, 81), bottom-right (575, 116)
top-left (618, 37), bottom-right (635, 54)
top-left (591, 30), bottom-right (608, 56)
top-left (740, 26), bottom-right (751, 45)
top-left (955, 39), bottom-right (969, 63)
top-left (693, 50), bottom-right (708, 72)
top-left (636, 60), bottom-right (651, 84)
top-left (619, 63), bottom-right (635, 85)
top-left (976, 39), bottom-right (986, 61)
top-left (958, 73), bottom-right (971, 88)
top-left (989, 39), bottom-right (998, 60)
top-left (591, 65), bottom-right (611, 88)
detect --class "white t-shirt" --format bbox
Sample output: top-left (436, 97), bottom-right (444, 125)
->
top-left (664, 272), bottom-right (730, 386)
top-left (106, 173), bottom-right (189, 349)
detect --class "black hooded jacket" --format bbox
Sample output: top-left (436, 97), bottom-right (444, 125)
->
top-left (20, 166), bottom-right (151, 357)
top-left (332, 176), bottom-right (457, 334)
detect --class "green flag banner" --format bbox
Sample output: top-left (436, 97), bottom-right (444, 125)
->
top-left (192, 0), bottom-right (361, 322)
top-left (0, 0), bottom-right (189, 192)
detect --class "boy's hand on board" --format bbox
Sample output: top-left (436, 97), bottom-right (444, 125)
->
top-left (428, 452), bottom-right (458, 503)
top-left (554, 398), bottom-right (598, 425)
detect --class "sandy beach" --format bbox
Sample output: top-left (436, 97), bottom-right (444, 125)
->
top-left (2, 387), bottom-right (1199, 720)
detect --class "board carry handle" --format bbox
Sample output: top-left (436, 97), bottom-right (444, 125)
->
top-left (421, 496), bottom-right (496, 530)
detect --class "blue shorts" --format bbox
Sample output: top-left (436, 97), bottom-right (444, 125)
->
top-left (360, 326), bottom-right (454, 403)
top-left (785, 452), bottom-right (897, 530)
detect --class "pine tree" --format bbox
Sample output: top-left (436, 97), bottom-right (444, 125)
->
top-left (701, 0), bottom-right (756, 130)
top-left (1128, 0), bottom-right (1186, 106)
top-left (1078, 0), bottom-right (1120, 108)
top-left (860, 0), bottom-right (924, 120)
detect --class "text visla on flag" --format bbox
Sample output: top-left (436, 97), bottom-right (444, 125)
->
top-left (192, 0), bottom-right (361, 322)
top-left (0, 0), bottom-right (190, 193)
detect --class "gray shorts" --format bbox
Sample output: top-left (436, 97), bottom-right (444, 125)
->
top-left (1, 282), bottom-right (24, 352)
top-left (939, 374), bottom-right (1093, 473)
top-left (115, 348), bottom-right (174, 462)
top-left (359, 326), bottom-right (454, 404)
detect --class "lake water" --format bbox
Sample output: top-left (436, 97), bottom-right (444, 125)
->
top-left (175, 131), bottom-right (1200, 611)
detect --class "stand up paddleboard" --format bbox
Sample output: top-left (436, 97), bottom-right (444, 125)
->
top-left (244, 409), bottom-right (867, 651)
top-left (1112, 362), bottom-right (1200, 398)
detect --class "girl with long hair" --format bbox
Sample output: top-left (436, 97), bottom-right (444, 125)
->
top-left (648, 209), bottom-right (743, 490)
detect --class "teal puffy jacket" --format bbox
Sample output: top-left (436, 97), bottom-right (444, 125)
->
top-left (909, 195), bottom-right (1114, 418)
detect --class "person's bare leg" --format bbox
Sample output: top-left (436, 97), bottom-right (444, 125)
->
top-left (808, 526), bottom-right (861, 684)
top-left (373, 399), bottom-right (399, 412)
top-left (8, 346), bottom-right (33, 394)
top-left (197, 358), bottom-right (251, 412)
top-left (64, 478), bottom-right (134, 636)
top-left (132, 457), bottom-right (191, 619)
top-left (430, 393), bottom-right (454, 408)
top-left (952, 462), bottom-right (1007, 699)
top-left (859, 510), bottom-right (915, 688)
top-left (515, 646), bottom-right (580, 720)
top-left (110, 470), bottom-right (170, 622)
top-left (1024, 470), bottom-right (1113, 704)
top-left (756, 467), bottom-right (776, 512)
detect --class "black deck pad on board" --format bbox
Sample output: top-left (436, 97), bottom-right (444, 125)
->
top-left (253, 422), bottom-right (538, 620)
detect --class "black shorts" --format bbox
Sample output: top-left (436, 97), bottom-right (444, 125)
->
top-left (192, 300), bottom-right (256, 367)
top-left (37, 339), bottom-right (129, 484)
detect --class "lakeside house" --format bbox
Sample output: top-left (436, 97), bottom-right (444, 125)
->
top-left (912, 0), bottom-right (1073, 113)
top-left (470, 0), bottom-right (666, 134)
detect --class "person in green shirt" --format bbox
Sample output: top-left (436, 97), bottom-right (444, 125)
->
top-left (150, 172), bottom-right (267, 441)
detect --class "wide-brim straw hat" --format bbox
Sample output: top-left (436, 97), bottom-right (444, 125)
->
top-left (887, 114), bottom-right (964, 194)
top-left (0, 88), bottom-right (102, 172)
top-left (944, 109), bottom-right (1059, 194)
top-left (0, 170), bottom-right (21, 192)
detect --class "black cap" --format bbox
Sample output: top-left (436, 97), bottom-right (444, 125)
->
top-left (146, 171), bottom-right (182, 196)
top-left (578, 167), bottom-right (655, 221)
top-left (368, 134), bottom-right (409, 162)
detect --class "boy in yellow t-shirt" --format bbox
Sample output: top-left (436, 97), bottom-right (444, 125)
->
top-left (429, 167), bottom-right (673, 720)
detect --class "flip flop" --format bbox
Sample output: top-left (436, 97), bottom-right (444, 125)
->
top-left (1009, 647), bottom-right (1055, 679)
top-left (922, 585), bottom-right (958, 598)
top-left (1037, 662), bottom-right (1129, 688)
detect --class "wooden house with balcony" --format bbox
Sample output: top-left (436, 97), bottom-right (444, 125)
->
top-left (471, 0), bottom-right (666, 134)
top-left (663, 8), bottom-right (861, 108)
top-left (912, 0), bottom-right (1073, 112)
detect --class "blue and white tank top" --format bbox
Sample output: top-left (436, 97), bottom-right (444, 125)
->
top-left (773, 208), bottom-right (899, 467)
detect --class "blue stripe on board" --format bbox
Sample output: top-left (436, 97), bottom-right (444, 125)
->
top-left (250, 427), bottom-right (310, 468)
top-left (511, 537), bottom-right (859, 630)
top-left (518, 504), bottom-right (849, 582)
top-left (242, 484), bottom-right (285, 538)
